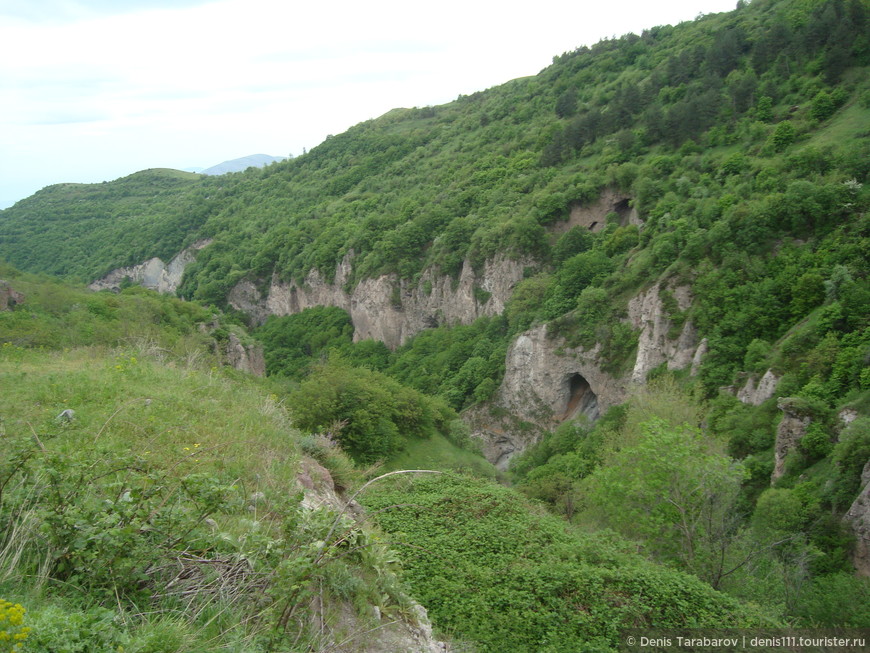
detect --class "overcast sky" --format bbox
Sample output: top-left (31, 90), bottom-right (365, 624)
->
top-left (0, 0), bottom-right (737, 208)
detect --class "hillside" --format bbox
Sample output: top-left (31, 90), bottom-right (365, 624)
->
top-left (201, 153), bottom-right (289, 176)
top-left (1, 0), bottom-right (870, 648)
top-left (0, 270), bottom-right (773, 651)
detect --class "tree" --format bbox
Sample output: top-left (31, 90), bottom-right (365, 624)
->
top-left (290, 356), bottom-right (454, 462)
top-left (581, 417), bottom-right (749, 587)
top-left (554, 88), bottom-right (578, 118)
top-left (772, 120), bottom-right (796, 151)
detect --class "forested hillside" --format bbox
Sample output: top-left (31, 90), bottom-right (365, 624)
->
top-left (2, 0), bottom-right (870, 649)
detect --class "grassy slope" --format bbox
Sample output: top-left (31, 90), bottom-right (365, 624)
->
top-left (0, 274), bottom-right (763, 652)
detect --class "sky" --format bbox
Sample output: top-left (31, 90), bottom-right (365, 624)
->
top-left (0, 0), bottom-right (738, 209)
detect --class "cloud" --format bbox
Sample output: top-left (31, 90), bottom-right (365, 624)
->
top-left (0, 0), bottom-right (215, 24)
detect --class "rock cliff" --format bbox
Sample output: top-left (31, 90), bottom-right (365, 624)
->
top-left (552, 188), bottom-right (642, 234)
top-left (465, 324), bottom-right (627, 468)
top-left (626, 283), bottom-right (697, 383)
top-left (771, 398), bottom-right (813, 483)
top-left (844, 460), bottom-right (870, 577)
top-left (468, 281), bottom-right (707, 468)
top-left (737, 369), bottom-right (780, 406)
top-left (89, 239), bottom-right (212, 293)
top-left (229, 253), bottom-right (530, 350)
top-left (223, 332), bottom-right (266, 377)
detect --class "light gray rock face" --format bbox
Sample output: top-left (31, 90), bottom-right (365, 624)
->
top-left (223, 332), bottom-right (265, 377)
top-left (772, 398), bottom-right (812, 483)
top-left (840, 408), bottom-right (860, 426)
top-left (845, 461), bottom-right (870, 577)
top-left (229, 254), bottom-right (530, 350)
top-left (691, 338), bottom-right (708, 376)
top-left (88, 239), bottom-right (212, 294)
top-left (627, 283), bottom-right (697, 383)
top-left (469, 282), bottom-right (708, 469)
top-left (468, 324), bottom-right (629, 469)
top-left (552, 187), bottom-right (641, 234)
top-left (737, 369), bottom-right (780, 406)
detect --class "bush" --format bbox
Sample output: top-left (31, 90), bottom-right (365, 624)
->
top-left (363, 474), bottom-right (757, 652)
top-left (290, 356), bottom-right (455, 462)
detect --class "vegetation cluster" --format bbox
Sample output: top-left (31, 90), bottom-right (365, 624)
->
top-left (0, 0), bottom-right (869, 650)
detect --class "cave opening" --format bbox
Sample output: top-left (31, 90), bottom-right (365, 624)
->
top-left (563, 373), bottom-right (600, 421)
top-left (612, 198), bottom-right (632, 223)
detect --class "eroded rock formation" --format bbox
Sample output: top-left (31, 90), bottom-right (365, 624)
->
top-left (223, 332), bottom-right (266, 377)
top-left (0, 280), bottom-right (24, 310)
top-left (468, 281), bottom-right (709, 468)
top-left (295, 456), bottom-right (447, 651)
top-left (552, 188), bottom-right (642, 234)
top-left (627, 283), bottom-right (698, 383)
top-left (89, 239), bottom-right (212, 293)
top-left (844, 461), bottom-right (870, 577)
top-left (772, 398), bottom-right (812, 483)
top-left (229, 253), bottom-right (530, 350)
top-left (467, 324), bottom-right (628, 469)
top-left (737, 369), bottom-right (780, 406)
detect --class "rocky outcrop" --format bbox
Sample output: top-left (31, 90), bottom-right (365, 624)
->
top-left (737, 369), bottom-right (780, 406)
top-left (553, 188), bottom-right (642, 234)
top-left (295, 456), bottom-right (447, 651)
top-left (89, 239), bottom-right (212, 293)
top-left (844, 461), bottom-right (870, 577)
top-left (0, 280), bottom-right (24, 310)
top-left (691, 338), bottom-right (708, 376)
top-left (627, 283), bottom-right (698, 383)
top-left (223, 332), bottom-right (265, 377)
top-left (772, 398), bottom-right (813, 483)
top-left (230, 253), bottom-right (530, 350)
top-left (840, 408), bottom-right (860, 426)
top-left (467, 324), bottom-right (629, 468)
top-left (469, 281), bottom-right (709, 468)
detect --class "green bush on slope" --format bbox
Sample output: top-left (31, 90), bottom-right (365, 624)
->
top-left (363, 474), bottom-right (764, 653)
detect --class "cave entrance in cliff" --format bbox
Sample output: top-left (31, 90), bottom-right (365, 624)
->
top-left (562, 374), bottom-right (599, 422)
top-left (612, 198), bottom-right (632, 223)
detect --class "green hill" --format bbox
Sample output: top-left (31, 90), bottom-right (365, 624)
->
top-left (1, 0), bottom-right (869, 648)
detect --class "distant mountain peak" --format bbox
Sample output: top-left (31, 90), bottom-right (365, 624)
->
top-left (200, 153), bottom-right (288, 176)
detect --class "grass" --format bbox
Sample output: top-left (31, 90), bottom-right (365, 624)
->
top-left (0, 345), bottom-right (300, 492)
top-left (382, 431), bottom-right (499, 478)
top-left (807, 98), bottom-right (870, 148)
top-left (0, 340), bottom-right (469, 650)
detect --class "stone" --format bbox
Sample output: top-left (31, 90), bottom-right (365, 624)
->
top-left (88, 239), bottom-right (212, 293)
top-left (223, 332), bottom-right (265, 377)
top-left (0, 280), bottom-right (24, 311)
top-left (229, 252), bottom-right (530, 350)
top-left (737, 369), bottom-right (779, 406)
top-left (627, 283), bottom-right (697, 383)
top-left (844, 461), bottom-right (870, 577)
top-left (691, 338), bottom-right (708, 376)
top-left (468, 324), bottom-right (628, 469)
top-left (552, 187), bottom-right (641, 234)
top-left (771, 398), bottom-right (812, 483)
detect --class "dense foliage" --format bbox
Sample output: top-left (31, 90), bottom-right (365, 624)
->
top-left (1, 0), bottom-right (869, 649)
top-left (512, 381), bottom-right (870, 627)
top-left (289, 356), bottom-right (456, 463)
top-left (363, 473), bottom-right (763, 652)
top-left (0, 273), bottom-right (457, 651)
top-left (0, 169), bottom-right (215, 280)
top-left (2, 0), bottom-right (867, 402)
